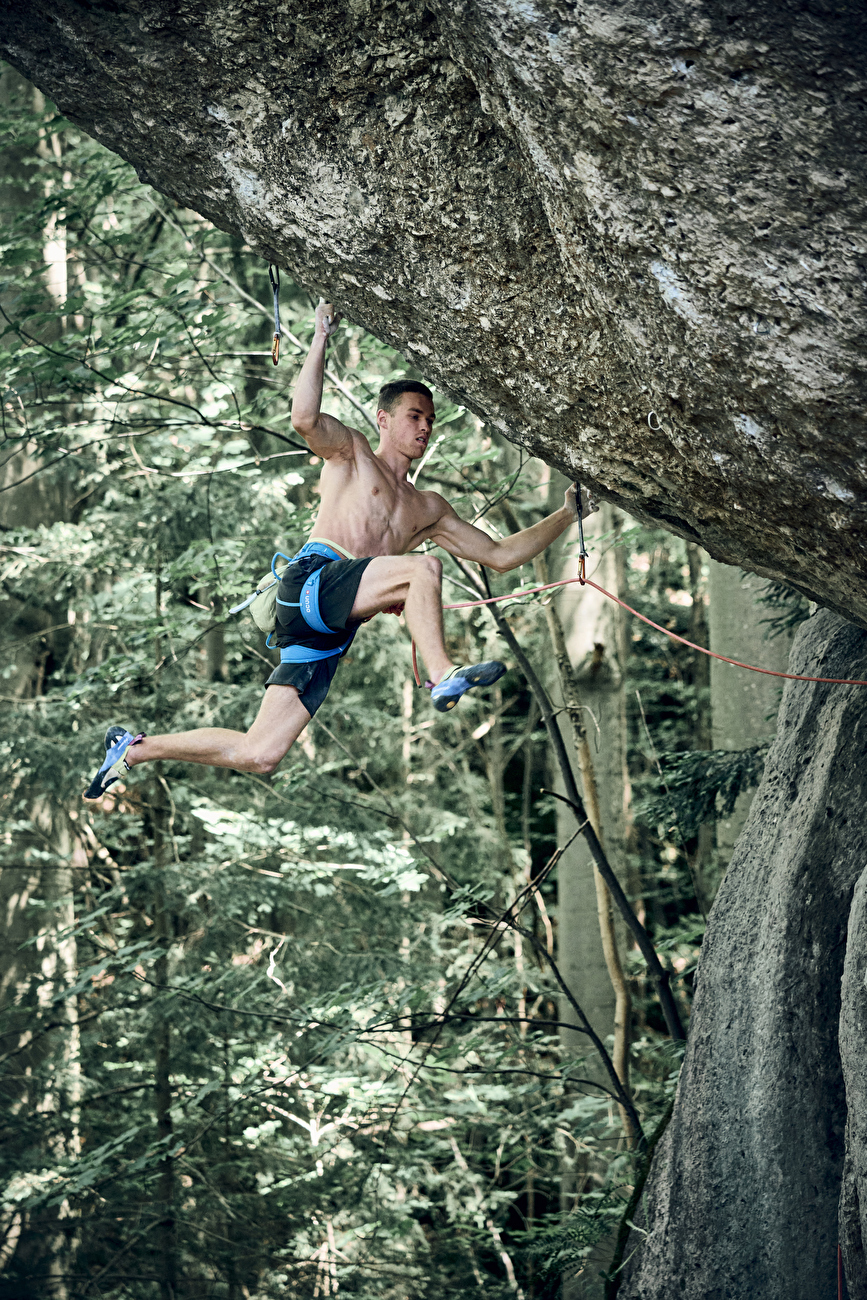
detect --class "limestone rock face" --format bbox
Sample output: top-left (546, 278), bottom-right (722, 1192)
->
top-left (619, 609), bottom-right (867, 1300)
top-left (2, 0), bottom-right (866, 622)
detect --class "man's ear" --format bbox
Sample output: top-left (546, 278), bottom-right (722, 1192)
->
top-left (376, 408), bottom-right (389, 434)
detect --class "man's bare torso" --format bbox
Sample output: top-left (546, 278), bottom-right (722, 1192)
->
top-left (307, 429), bottom-right (446, 558)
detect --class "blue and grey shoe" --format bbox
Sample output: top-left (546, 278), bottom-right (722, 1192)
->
top-left (83, 726), bottom-right (145, 802)
top-left (431, 661), bottom-right (507, 712)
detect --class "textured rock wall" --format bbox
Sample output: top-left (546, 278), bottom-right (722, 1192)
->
top-left (619, 609), bottom-right (867, 1300)
top-left (1, 0), bottom-right (866, 625)
top-left (840, 865), bottom-right (867, 1299)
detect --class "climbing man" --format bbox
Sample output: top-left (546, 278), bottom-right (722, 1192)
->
top-left (84, 300), bottom-right (596, 800)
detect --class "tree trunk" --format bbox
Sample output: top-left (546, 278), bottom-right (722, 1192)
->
top-left (0, 803), bottom-right (83, 1300)
top-left (544, 586), bottom-right (633, 1127)
top-left (556, 502), bottom-right (632, 1069)
top-left (619, 609), bottom-right (867, 1300)
top-left (0, 68), bottom-right (70, 527)
top-left (684, 544), bottom-right (715, 909)
top-left (2, 2), bottom-right (866, 627)
top-left (554, 502), bottom-right (633, 1300)
top-left (151, 776), bottom-right (177, 1300)
top-left (707, 560), bottom-right (793, 868)
top-left (0, 74), bottom-right (80, 1294)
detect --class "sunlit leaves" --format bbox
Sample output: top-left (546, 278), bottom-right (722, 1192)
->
top-left (0, 75), bottom-right (708, 1299)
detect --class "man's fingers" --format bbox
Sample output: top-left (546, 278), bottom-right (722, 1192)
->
top-left (316, 298), bottom-right (340, 336)
top-left (567, 484), bottom-right (599, 519)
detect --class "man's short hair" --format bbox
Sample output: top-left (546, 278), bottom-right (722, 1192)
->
top-left (377, 379), bottom-right (434, 414)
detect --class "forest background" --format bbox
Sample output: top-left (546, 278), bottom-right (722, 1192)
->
top-left (0, 68), bottom-right (808, 1300)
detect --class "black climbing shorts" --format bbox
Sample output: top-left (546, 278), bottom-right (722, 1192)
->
top-left (264, 552), bottom-right (373, 715)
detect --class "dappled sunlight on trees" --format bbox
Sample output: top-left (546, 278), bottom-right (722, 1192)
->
top-left (0, 77), bottom-right (808, 1300)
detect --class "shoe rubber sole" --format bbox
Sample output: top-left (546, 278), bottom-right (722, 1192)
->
top-left (431, 661), bottom-right (507, 712)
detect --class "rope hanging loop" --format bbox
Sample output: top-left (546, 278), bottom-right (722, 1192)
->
top-left (268, 263), bottom-right (281, 366)
top-left (411, 573), bottom-right (867, 690)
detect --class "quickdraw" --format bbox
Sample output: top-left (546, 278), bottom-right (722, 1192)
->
top-left (269, 264), bottom-right (281, 366)
top-left (575, 481), bottom-right (589, 583)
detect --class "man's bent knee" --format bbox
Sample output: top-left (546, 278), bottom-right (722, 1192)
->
top-left (415, 554), bottom-right (442, 583)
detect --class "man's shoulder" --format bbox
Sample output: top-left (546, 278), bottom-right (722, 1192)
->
top-left (412, 485), bottom-right (452, 519)
top-left (345, 425), bottom-right (376, 459)
top-left (320, 423), bottom-right (371, 465)
top-left (412, 483), bottom-right (449, 507)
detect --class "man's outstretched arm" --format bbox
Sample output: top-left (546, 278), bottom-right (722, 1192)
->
top-left (291, 301), bottom-right (355, 460)
top-left (429, 484), bottom-right (597, 574)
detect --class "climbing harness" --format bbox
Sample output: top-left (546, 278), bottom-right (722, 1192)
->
top-left (228, 537), bottom-right (357, 632)
top-left (272, 541), bottom-right (359, 660)
top-left (269, 264), bottom-right (281, 366)
top-left (234, 539), bottom-right (361, 665)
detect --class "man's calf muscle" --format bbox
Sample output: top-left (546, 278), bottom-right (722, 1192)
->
top-left (125, 686), bottom-right (311, 774)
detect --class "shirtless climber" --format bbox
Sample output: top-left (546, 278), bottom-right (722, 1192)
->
top-left (84, 300), bottom-right (595, 801)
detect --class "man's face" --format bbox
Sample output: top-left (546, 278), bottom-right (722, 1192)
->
top-left (378, 392), bottom-right (436, 460)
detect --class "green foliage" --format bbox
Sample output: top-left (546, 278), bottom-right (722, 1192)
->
top-left (522, 1191), bottom-right (630, 1297)
top-left (635, 746), bottom-right (769, 841)
top-left (0, 72), bottom-right (757, 1299)
top-left (617, 525), bottom-right (715, 934)
top-left (756, 579), bottom-right (813, 639)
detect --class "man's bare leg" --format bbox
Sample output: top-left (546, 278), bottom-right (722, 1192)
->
top-left (125, 686), bottom-right (311, 776)
top-left (350, 554), bottom-right (454, 683)
top-left (120, 555), bottom-right (471, 786)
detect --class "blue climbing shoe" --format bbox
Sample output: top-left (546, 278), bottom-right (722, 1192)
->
top-left (83, 726), bottom-right (144, 802)
top-left (431, 661), bottom-right (507, 712)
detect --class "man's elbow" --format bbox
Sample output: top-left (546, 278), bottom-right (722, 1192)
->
top-left (290, 413), bottom-right (315, 440)
top-left (488, 552), bottom-right (514, 576)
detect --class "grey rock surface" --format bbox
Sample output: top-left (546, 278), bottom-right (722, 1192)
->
top-left (840, 862), bottom-right (867, 1299)
top-left (1, 0), bottom-right (866, 623)
top-left (619, 609), bottom-right (867, 1300)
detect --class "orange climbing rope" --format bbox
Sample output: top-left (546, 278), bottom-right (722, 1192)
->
top-left (410, 575), bottom-right (867, 689)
